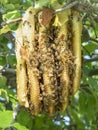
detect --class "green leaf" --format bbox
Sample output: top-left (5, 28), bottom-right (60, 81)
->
top-left (0, 0), bottom-right (8, 4)
top-left (0, 25), bottom-right (11, 35)
top-left (0, 76), bottom-right (7, 87)
top-left (35, 115), bottom-right (45, 128)
top-left (88, 77), bottom-right (98, 90)
top-left (51, 2), bottom-right (62, 10)
top-left (70, 109), bottom-right (85, 130)
top-left (35, 0), bottom-right (50, 9)
top-left (83, 42), bottom-right (97, 54)
top-left (7, 55), bottom-right (16, 67)
top-left (78, 91), bottom-right (96, 119)
top-left (51, 0), bottom-right (65, 5)
top-left (57, 0), bottom-right (65, 4)
top-left (8, 0), bottom-right (22, 4)
top-left (0, 102), bottom-right (6, 111)
top-left (17, 109), bottom-right (33, 129)
top-left (13, 123), bottom-right (29, 130)
top-left (50, 0), bottom-right (57, 4)
top-left (0, 89), bottom-right (9, 102)
top-left (5, 4), bottom-right (15, 10)
top-left (0, 111), bottom-right (12, 128)
top-left (3, 10), bottom-right (21, 20)
top-left (56, 9), bottom-right (71, 25)
top-left (0, 57), bottom-right (6, 66)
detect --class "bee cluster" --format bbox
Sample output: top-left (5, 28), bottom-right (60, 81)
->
top-left (15, 7), bottom-right (82, 116)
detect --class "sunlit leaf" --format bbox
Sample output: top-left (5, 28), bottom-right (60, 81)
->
top-left (0, 25), bottom-right (11, 35)
top-left (8, 0), bottom-right (22, 4)
top-left (50, 0), bottom-right (57, 4)
top-left (35, 0), bottom-right (50, 9)
top-left (84, 42), bottom-right (97, 54)
top-left (0, 76), bottom-right (7, 87)
top-left (13, 123), bottom-right (29, 130)
top-left (51, 0), bottom-right (65, 4)
top-left (0, 111), bottom-right (12, 128)
top-left (0, 0), bottom-right (8, 4)
top-left (88, 77), bottom-right (98, 90)
top-left (0, 102), bottom-right (6, 111)
top-left (0, 89), bottom-right (9, 102)
top-left (5, 4), bottom-right (15, 10)
top-left (51, 2), bottom-right (62, 10)
top-left (3, 10), bottom-right (21, 20)
top-left (53, 9), bottom-right (71, 26)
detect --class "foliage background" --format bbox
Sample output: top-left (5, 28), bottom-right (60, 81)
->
top-left (0, 0), bottom-right (98, 130)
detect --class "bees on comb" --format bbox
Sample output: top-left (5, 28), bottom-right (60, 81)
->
top-left (15, 6), bottom-right (82, 116)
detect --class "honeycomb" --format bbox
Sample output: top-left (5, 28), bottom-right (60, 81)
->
top-left (15, 7), bottom-right (82, 116)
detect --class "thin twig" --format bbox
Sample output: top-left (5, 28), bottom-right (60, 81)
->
top-left (89, 69), bottom-right (98, 76)
top-left (0, 66), bottom-right (16, 75)
top-left (1, 17), bottom-right (22, 26)
top-left (90, 37), bottom-right (98, 43)
top-left (84, 57), bottom-right (98, 63)
top-left (55, 1), bottom-right (79, 13)
top-left (75, 2), bottom-right (98, 16)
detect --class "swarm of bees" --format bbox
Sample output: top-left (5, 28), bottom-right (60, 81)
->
top-left (15, 6), bottom-right (82, 116)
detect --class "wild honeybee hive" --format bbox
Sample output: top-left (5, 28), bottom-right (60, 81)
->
top-left (15, 7), bottom-right (82, 116)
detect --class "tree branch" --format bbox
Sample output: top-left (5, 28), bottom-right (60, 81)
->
top-left (90, 37), bottom-right (98, 43)
top-left (55, 1), bottom-right (78, 13)
top-left (84, 57), bottom-right (98, 63)
top-left (0, 67), bottom-right (16, 77)
top-left (74, 2), bottom-right (98, 15)
top-left (89, 69), bottom-right (98, 76)
top-left (1, 17), bottom-right (22, 26)
top-left (1, 68), bottom-right (16, 75)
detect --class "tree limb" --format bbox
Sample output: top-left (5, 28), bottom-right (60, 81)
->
top-left (1, 68), bottom-right (16, 75)
top-left (1, 17), bottom-right (22, 26)
top-left (89, 69), bottom-right (98, 76)
top-left (55, 1), bottom-right (78, 13)
top-left (84, 57), bottom-right (98, 63)
top-left (74, 2), bottom-right (98, 15)
top-left (90, 37), bottom-right (98, 43)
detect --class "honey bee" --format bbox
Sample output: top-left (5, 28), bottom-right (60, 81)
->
top-left (16, 6), bottom-right (82, 116)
